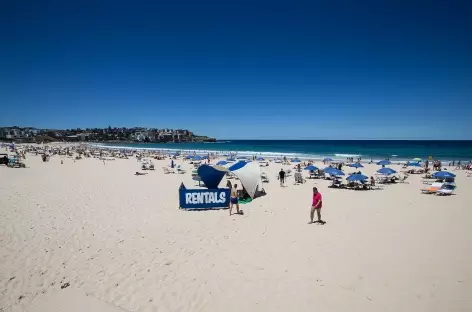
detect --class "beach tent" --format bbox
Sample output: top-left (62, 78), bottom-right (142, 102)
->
top-left (323, 157), bottom-right (333, 162)
top-left (197, 165), bottom-right (227, 189)
top-left (197, 162), bottom-right (264, 199)
top-left (256, 157), bottom-right (265, 161)
top-left (291, 158), bottom-right (301, 163)
top-left (228, 161), bottom-right (264, 198)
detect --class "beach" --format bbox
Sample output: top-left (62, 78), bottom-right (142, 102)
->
top-left (1, 145), bottom-right (471, 312)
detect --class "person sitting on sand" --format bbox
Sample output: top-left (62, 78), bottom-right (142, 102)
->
top-left (308, 187), bottom-right (325, 224)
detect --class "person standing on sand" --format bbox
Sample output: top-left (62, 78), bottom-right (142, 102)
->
top-left (308, 187), bottom-right (325, 224)
top-left (279, 168), bottom-right (286, 187)
top-left (229, 184), bottom-right (240, 216)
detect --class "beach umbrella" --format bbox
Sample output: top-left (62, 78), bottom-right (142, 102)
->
top-left (256, 157), bottom-right (265, 161)
top-left (185, 155), bottom-right (193, 159)
top-left (291, 158), bottom-right (301, 163)
top-left (407, 162), bottom-right (421, 167)
top-left (413, 158), bottom-right (422, 162)
top-left (376, 160), bottom-right (391, 166)
top-left (377, 167), bottom-right (397, 175)
top-left (193, 155), bottom-right (202, 161)
top-left (432, 171), bottom-right (456, 179)
top-left (216, 160), bottom-right (228, 166)
top-left (323, 167), bottom-right (345, 176)
top-left (346, 173), bottom-right (369, 182)
top-left (348, 163), bottom-right (364, 168)
top-left (201, 155), bottom-right (208, 160)
top-left (304, 165), bottom-right (318, 171)
top-left (323, 157), bottom-right (333, 162)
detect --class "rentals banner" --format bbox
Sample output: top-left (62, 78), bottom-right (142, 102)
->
top-left (179, 188), bottom-right (230, 209)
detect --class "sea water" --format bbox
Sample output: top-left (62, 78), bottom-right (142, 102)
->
top-left (94, 140), bottom-right (472, 162)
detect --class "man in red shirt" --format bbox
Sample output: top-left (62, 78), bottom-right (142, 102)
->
top-left (309, 187), bottom-right (325, 224)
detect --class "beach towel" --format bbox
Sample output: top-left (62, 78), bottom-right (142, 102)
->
top-left (238, 198), bottom-right (253, 204)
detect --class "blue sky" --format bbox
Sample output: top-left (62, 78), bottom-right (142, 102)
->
top-left (1, 0), bottom-right (471, 139)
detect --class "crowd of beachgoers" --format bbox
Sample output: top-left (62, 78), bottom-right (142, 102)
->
top-left (1, 142), bottom-right (471, 312)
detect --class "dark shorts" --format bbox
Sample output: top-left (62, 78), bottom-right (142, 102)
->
top-left (231, 197), bottom-right (239, 204)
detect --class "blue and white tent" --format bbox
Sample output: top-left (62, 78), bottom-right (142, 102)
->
top-left (197, 161), bottom-right (264, 199)
top-left (228, 161), bottom-right (264, 198)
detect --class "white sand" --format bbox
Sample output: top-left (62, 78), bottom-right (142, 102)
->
top-left (1, 151), bottom-right (471, 311)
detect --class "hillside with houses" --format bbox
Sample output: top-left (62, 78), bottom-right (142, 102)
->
top-left (0, 126), bottom-right (216, 143)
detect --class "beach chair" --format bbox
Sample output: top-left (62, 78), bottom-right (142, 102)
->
top-left (354, 183), bottom-right (368, 191)
top-left (328, 179), bottom-right (344, 189)
top-left (436, 184), bottom-right (456, 196)
top-left (192, 176), bottom-right (205, 187)
top-left (294, 172), bottom-right (305, 184)
top-left (375, 176), bottom-right (389, 184)
top-left (369, 183), bottom-right (383, 190)
top-left (345, 181), bottom-right (357, 190)
top-left (177, 166), bottom-right (186, 174)
top-left (162, 167), bottom-right (175, 174)
top-left (421, 182), bottom-right (444, 194)
top-left (261, 172), bottom-right (269, 183)
top-left (397, 174), bottom-right (409, 183)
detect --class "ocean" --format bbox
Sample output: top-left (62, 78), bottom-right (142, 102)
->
top-left (94, 140), bottom-right (472, 162)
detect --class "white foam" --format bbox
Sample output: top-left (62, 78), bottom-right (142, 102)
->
top-left (89, 143), bottom-right (456, 163)
top-left (334, 153), bottom-right (361, 158)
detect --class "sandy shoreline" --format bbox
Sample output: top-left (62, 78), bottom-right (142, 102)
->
top-left (1, 145), bottom-right (471, 311)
